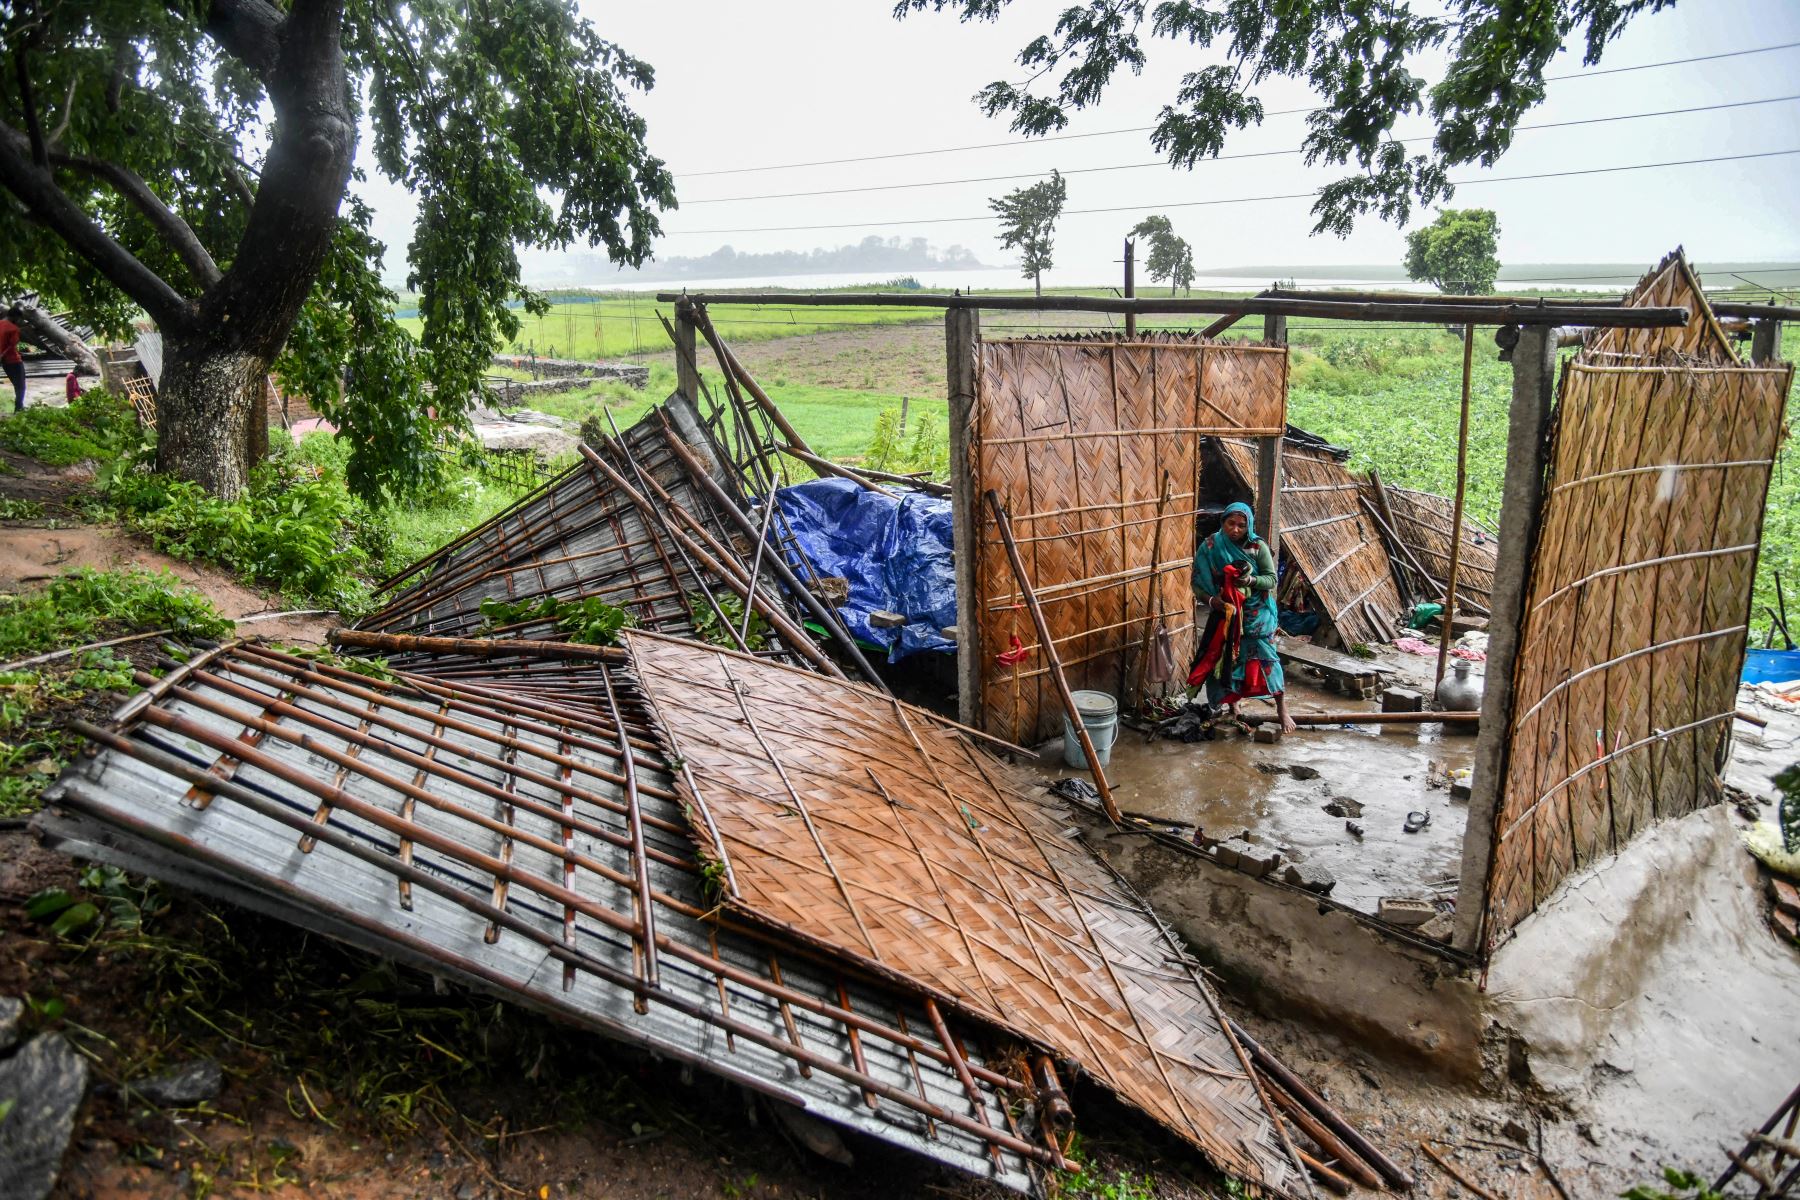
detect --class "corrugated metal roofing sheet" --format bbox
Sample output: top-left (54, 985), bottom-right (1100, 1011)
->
top-left (38, 642), bottom-right (1050, 1190)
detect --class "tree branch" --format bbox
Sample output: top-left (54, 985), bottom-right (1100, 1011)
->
top-left (13, 46), bottom-right (48, 167)
top-left (205, 0), bottom-right (353, 356)
top-left (0, 123), bottom-right (196, 334)
top-left (192, 0), bottom-right (286, 77)
top-left (51, 152), bottom-right (223, 289)
top-left (45, 73), bottom-right (78, 147)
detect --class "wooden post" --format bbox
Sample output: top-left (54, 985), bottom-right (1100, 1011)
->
top-left (985, 490), bottom-right (1121, 825)
top-left (1751, 317), bottom-right (1783, 365)
top-left (1454, 324), bottom-right (1558, 955)
top-left (1123, 238), bottom-right (1136, 340)
top-left (946, 307), bottom-right (983, 728)
top-left (674, 297), bottom-right (701, 403)
top-left (1256, 313), bottom-right (1288, 562)
top-left (1436, 323), bottom-right (1476, 686)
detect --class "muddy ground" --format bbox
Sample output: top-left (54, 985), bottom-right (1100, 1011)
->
top-left (0, 448), bottom-right (1785, 1200)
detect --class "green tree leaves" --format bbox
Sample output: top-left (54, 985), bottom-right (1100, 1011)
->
top-left (900, 0), bottom-right (1675, 235)
top-left (1403, 209), bottom-right (1502, 295)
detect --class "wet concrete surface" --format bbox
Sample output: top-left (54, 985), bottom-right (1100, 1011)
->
top-left (1034, 664), bottom-right (1480, 915)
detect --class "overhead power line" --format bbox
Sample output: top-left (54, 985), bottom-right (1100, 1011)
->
top-left (659, 147), bottom-right (1800, 236)
top-left (681, 93), bottom-right (1800, 205)
top-left (671, 40), bottom-right (1800, 179)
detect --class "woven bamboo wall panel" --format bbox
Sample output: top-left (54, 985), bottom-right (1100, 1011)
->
top-left (1582, 250), bottom-right (1739, 364)
top-left (1216, 439), bottom-right (1402, 647)
top-left (1485, 353), bottom-right (1794, 946)
top-left (625, 630), bottom-right (1301, 1196)
top-left (1372, 485), bottom-right (1499, 615)
top-left (972, 336), bottom-right (1288, 743)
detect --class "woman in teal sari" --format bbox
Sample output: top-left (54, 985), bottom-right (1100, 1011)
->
top-left (1189, 501), bottom-right (1295, 733)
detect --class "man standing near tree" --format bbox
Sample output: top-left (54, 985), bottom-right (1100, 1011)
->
top-left (0, 307), bottom-right (24, 412)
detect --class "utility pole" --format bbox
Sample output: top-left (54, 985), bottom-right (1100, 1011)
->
top-left (1123, 238), bottom-right (1136, 339)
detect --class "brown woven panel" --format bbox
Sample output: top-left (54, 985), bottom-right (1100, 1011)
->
top-left (972, 336), bottom-right (1289, 743)
top-left (1484, 269), bottom-right (1795, 948)
top-left (1582, 249), bottom-right (1740, 364)
top-left (1216, 439), bottom-right (1403, 647)
top-left (1368, 484), bottom-right (1499, 615)
top-left (624, 631), bottom-right (1301, 1197)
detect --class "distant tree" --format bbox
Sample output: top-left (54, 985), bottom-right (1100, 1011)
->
top-left (1130, 215), bottom-right (1195, 295)
top-left (1404, 209), bottom-right (1501, 294)
top-left (0, 0), bottom-right (673, 502)
top-left (990, 170), bottom-right (1066, 296)
top-left (897, 1), bottom-right (1681, 236)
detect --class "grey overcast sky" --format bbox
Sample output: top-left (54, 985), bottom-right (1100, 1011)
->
top-left (356, 0), bottom-right (1800, 287)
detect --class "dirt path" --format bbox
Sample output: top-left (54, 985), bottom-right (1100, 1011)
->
top-left (0, 452), bottom-right (333, 646)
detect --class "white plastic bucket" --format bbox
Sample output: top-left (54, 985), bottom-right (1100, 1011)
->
top-left (1063, 690), bottom-right (1120, 770)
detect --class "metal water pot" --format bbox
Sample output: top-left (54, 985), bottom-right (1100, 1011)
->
top-left (1437, 658), bottom-right (1482, 711)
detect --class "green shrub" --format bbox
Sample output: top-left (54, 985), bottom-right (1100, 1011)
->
top-left (0, 389), bottom-right (138, 465)
top-left (0, 567), bottom-right (230, 660)
top-left (106, 455), bottom-right (374, 611)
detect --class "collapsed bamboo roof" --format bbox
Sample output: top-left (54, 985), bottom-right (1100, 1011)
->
top-left (1365, 481), bottom-right (1499, 617)
top-left (624, 630), bottom-right (1304, 1196)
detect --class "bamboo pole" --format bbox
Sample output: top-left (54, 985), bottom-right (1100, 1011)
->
top-left (331, 628), bottom-right (627, 663)
top-left (983, 490), bottom-right (1121, 825)
top-left (1436, 323), bottom-right (1476, 688)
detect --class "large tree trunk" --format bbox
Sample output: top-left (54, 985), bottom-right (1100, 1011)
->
top-left (155, 335), bottom-right (268, 500)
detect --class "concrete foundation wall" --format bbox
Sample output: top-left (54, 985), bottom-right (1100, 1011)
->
top-left (1085, 821), bottom-right (1488, 1080)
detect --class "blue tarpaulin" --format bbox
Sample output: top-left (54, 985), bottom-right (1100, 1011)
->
top-left (773, 477), bottom-right (956, 662)
top-left (1744, 649), bottom-right (1800, 685)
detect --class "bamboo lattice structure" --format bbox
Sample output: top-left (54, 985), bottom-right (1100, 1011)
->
top-left (625, 630), bottom-right (1304, 1197)
top-left (356, 401), bottom-right (836, 680)
top-left (1483, 251), bottom-right (1795, 947)
top-left (1368, 484), bottom-right (1499, 616)
top-left (971, 333), bottom-right (1289, 744)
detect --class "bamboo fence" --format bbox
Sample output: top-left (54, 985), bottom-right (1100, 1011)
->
top-left (971, 333), bottom-right (1288, 744)
top-left (1484, 252), bottom-right (1795, 947)
top-left (624, 629), bottom-right (1304, 1196)
top-left (1214, 437), bottom-right (1404, 647)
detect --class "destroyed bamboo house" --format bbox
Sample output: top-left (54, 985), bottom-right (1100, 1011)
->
top-left (31, 251), bottom-right (1796, 1193)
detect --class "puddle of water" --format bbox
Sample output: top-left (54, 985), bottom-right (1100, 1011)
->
top-left (1035, 679), bottom-right (1479, 914)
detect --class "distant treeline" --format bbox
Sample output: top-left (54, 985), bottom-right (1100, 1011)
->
top-left (608, 237), bottom-right (988, 282)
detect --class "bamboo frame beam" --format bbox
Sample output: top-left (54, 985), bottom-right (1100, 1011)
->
top-left (655, 290), bottom-right (1687, 327)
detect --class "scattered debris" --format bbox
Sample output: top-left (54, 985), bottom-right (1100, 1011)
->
top-left (1288, 764), bottom-right (1321, 781)
top-left (1282, 862), bottom-right (1337, 895)
top-left (123, 1057), bottom-right (223, 1107)
top-left (1323, 797), bottom-right (1364, 819)
top-left (0, 1033), bottom-right (89, 1200)
top-left (1345, 821), bottom-right (1365, 840)
top-left (1377, 897), bottom-right (1436, 927)
top-left (1404, 810), bottom-right (1431, 834)
top-left (1381, 687), bottom-right (1424, 713)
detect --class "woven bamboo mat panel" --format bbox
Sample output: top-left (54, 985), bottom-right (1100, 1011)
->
top-left (1582, 249), bottom-right (1739, 364)
top-left (356, 408), bottom-right (807, 673)
top-left (1483, 334), bottom-right (1794, 946)
top-left (624, 630), bottom-right (1302, 1196)
top-left (971, 336), bottom-right (1288, 743)
top-left (1216, 439), bottom-right (1401, 647)
top-left (44, 643), bottom-right (1045, 1188)
top-left (1371, 485), bottom-right (1499, 613)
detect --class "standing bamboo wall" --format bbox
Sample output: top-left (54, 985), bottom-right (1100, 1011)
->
top-left (1482, 254), bottom-right (1795, 947)
top-left (972, 333), bottom-right (1287, 744)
